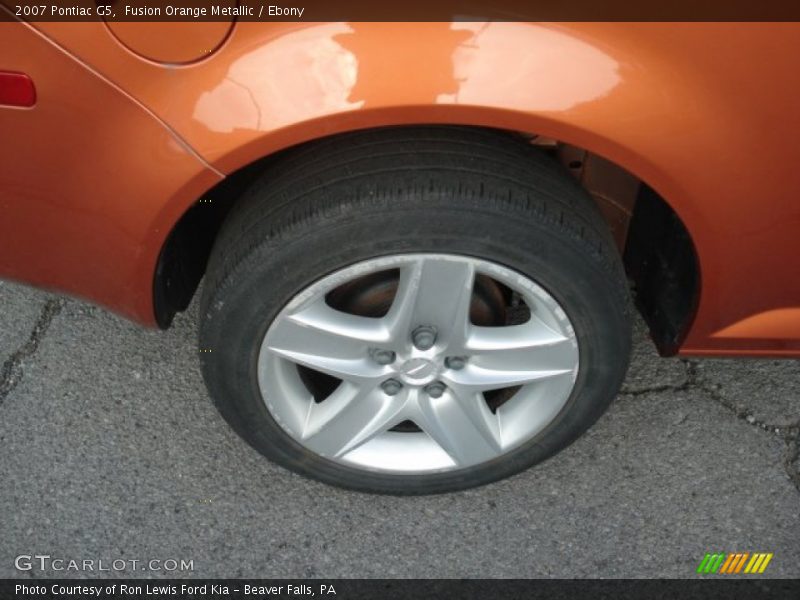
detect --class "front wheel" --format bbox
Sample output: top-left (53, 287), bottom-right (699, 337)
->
top-left (199, 127), bottom-right (632, 494)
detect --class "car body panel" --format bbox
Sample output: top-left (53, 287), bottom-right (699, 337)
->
top-left (0, 22), bottom-right (221, 323)
top-left (2, 20), bottom-right (800, 355)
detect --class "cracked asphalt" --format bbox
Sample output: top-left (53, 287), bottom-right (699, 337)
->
top-left (0, 278), bottom-right (798, 579)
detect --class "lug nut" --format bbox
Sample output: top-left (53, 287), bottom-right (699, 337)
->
top-left (445, 356), bottom-right (467, 370)
top-left (424, 382), bottom-right (447, 398)
top-left (381, 379), bottom-right (403, 396)
top-left (412, 325), bottom-right (437, 350)
top-left (371, 349), bottom-right (396, 365)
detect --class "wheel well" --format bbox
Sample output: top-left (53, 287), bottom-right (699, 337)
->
top-left (153, 156), bottom-right (271, 328)
top-left (623, 184), bottom-right (700, 355)
top-left (153, 125), bottom-right (700, 355)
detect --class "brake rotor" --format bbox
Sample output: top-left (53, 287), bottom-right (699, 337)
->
top-left (326, 269), bottom-right (508, 326)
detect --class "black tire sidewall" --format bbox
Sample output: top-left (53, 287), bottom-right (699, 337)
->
top-left (200, 200), bottom-right (630, 495)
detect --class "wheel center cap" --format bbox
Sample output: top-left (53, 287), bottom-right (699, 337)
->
top-left (399, 358), bottom-right (437, 385)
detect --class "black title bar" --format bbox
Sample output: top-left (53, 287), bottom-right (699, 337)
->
top-left (4, 0), bottom-right (800, 22)
top-left (4, 579), bottom-right (800, 600)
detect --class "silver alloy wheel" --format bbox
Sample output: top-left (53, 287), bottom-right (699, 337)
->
top-left (257, 253), bottom-right (580, 474)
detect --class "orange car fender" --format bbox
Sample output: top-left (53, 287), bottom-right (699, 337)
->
top-left (22, 22), bottom-right (800, 353)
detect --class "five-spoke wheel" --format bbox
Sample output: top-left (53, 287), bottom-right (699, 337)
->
top-left (259, 254), bottom-right (580, 473)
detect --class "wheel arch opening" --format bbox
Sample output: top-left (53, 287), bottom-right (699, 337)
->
top-left (153, 125), bottom-right (700, 356)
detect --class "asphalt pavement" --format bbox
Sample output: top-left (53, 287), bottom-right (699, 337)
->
top-left (1, 278), bottom-right (798, 578)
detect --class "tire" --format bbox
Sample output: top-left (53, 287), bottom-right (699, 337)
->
top-left (199, 126), bottom-right (632, 495)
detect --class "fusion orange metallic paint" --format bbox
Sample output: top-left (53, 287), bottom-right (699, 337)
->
top-left (1, 20), bottom-right (799, 356)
